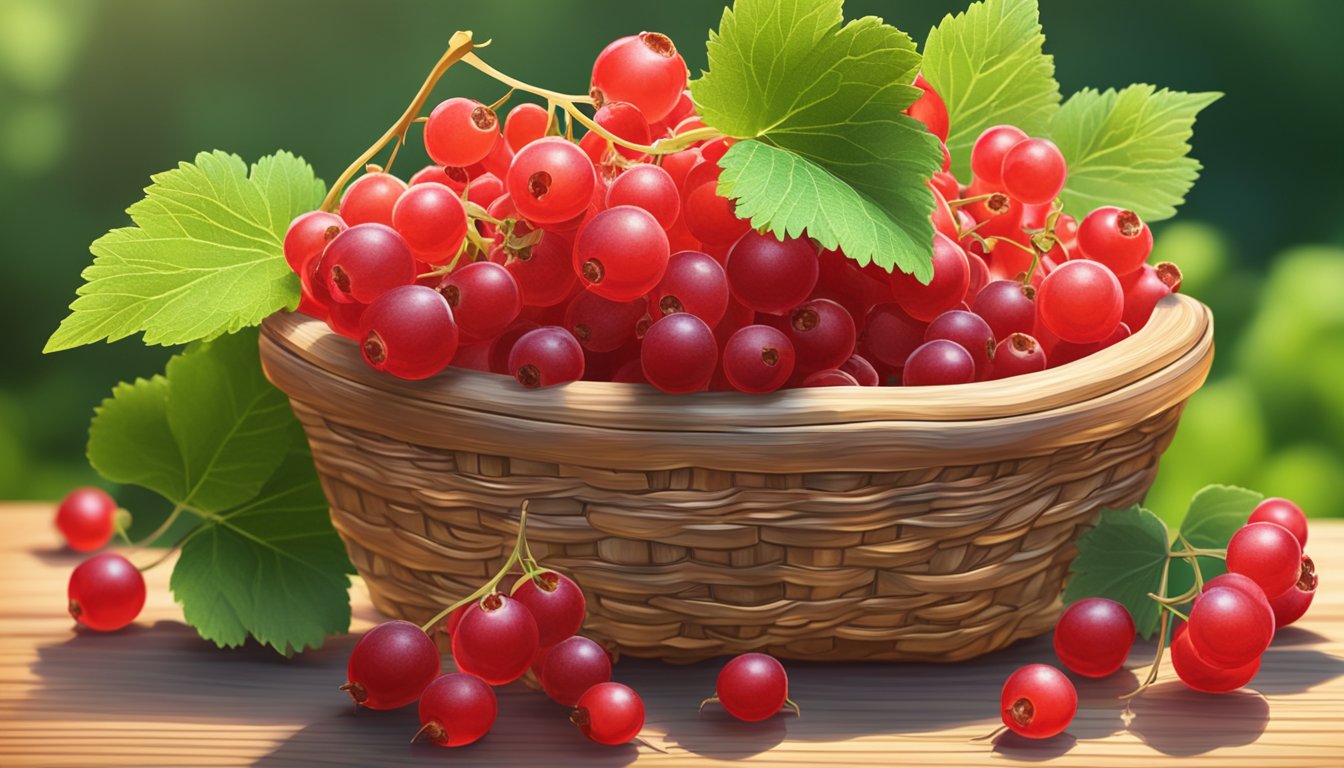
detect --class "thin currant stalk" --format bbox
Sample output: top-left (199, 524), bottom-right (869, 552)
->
top-left (419, 502), bottom-right (550, 634)
top-left (1123, 539), bottom-right (1228, 698)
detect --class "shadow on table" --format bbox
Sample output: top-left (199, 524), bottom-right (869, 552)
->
top-left (13, 616), bottom-right (1342, 765)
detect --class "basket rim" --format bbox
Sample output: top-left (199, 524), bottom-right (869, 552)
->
top-left (261, 294), bottom-right (1211, 429)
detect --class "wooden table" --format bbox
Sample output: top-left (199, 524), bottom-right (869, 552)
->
top-left (2, 502), bottom-right (1341, 767)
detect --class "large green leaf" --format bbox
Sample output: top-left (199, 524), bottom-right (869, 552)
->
top-left (1166, 485), bottom-right (1264, 606)
top-left (46, 151), bottom-right (324, 352)
top-left (922, 0), bottom-right (1061, 180)
top-left (1051, 85), bottom-right (1221, 220)
top-left (692, 0), bottom-right (941, 278)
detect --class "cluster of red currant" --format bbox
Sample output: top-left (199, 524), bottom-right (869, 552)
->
top-left (344, 505), bottom-right (798, 748)
top-left (55, 487), bottom-right (147, 633)
top-left (997, 497), bottom-right (1317, 740)
top-left (281, 32), bottom-right (1180, 393)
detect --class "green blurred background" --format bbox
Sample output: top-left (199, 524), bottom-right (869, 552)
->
top-left (2, 0), bottom-right (1342, 525)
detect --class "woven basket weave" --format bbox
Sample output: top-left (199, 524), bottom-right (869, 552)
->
top-left (259, 294), bottom-right (1213, 662)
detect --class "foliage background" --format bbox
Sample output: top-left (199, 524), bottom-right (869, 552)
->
top-left (2, 0), bottom-right (1342, 524)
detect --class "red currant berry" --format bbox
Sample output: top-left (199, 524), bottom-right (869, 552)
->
top-left (437, 261), bottom-right (522, 343)
top-left (606, 163), bottom-right (680, 229)
top-left (572, 682), bottom-right (645, 745)
top-left (1269, 555), bottom-right (1317, 628)
top-left (416, 673), bottom-right (496, 747)
top-left (1249, 498), bottom-right (1308, 547)
top-left (1170, 624), bottom-right (1260, 694)
top-left (926, 310), bottom-right (995, 379)
top-left (55, 487), bottom-right (118, 552)
top-left (512, 571), bottom-right (586, 648)
top-left (971, 125), bottom-right (1028, 186)
top-left (504, 103), bottom-right (551, 151)
top-left (712, 653), bottom-right (791, 722)
top-left (905, 72), bottom-right (949, 142)
top-left (575, 205), bottom-right (670, 301)
top-left (410, 164), bottom-right (466, 191)
top-left (784, 298), bottom-right (856, 373)
top-left (67, 553), bottom-right (145, 631)
top-left (1000, 138), bottom-right (1067, 205)
top-left (973, 280), bottom-right (1036, 341)
top-left (683, 181), bottom-right (751, 246)
top-left (650, 250), bottom-right (729, 325)
top-left (1187, 585), bottom-right (1274, 667)
top-left (861, 303), bottom-right (928, 368)
top-left (642, 312), bottom-right (717, 393)
top-left (1037, 260), bottom-right (1123, 344)
top-left (507, 137), bottom-right (597, 225)
top-left (725, 231), bottom-right (818, 314)
top-left (342, 620), bottom-right (441, 710)
top-left (358, 285), bottom-right (459, 380)
top-left (1201, 572), bottom-right (1275, 634)
top-left (1120, 263), bottom-right (1173, 331)
top-left (903, 340), bottom-right (975, 386)
top-left (1226, 522), bottom-right (1304, 599)
top-left (319, 223), bottom-right (416, 305)
top-left (1077, 206), bottom-right (1153, 276)
top-left (424, 97), bottom-right (500, 168)
top-left (339, 172), bottom-right (407, 227)
top-left (539, 635), bottom-right (612, 707)
top-left (889, 233), bottom-right (971, 322)
top-left (722, 324), bottom-right (795, 393)
top-left (1000, 664), bottom-right (1076, 739)
top-left (590, 33), bottom-right (687, 123)
top-left (391, 182), bottom-right (468, 265)
top-left (564, 291), bottom-right (646, 352)
top-left (1053, 598), bottom-right (1135, 678)
top-left (508, 327), bottom-right (585, 388)
top-left (990, 333), bottom-right (1047, 379)
top-left (283, 211), bottom-right (346, 274)
top-left (451, 593), bottom-right (539, 686)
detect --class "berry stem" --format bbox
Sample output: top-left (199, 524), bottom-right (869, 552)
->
top-left (419, 501), bottom-right (534, 633)
top-left (320, 31), bottom-right (478, 212)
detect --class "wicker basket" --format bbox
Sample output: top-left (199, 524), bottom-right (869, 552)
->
top-left (259, 294), bottom-right (1213, 663)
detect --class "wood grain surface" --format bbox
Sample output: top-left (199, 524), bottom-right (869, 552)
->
top-left (1, 502), bottom-right (1341, 767)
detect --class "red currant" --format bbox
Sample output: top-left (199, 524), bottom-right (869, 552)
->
top-left (511, 571), bottom-right (586, 648)
top-left (575, 206), bottom-right (670, 301)
top-left (861, 303), bottom-right (928, 368)
top-left (451, 593), bottom-right (539, 685)
top-left (1269, 555), bottom-right (1317, 628)
top-left (1170, 623), bottom-right (1260, 694)
top-left (501, 230), bottom-right (578, 308)
top-left (508, 327), bottom-right (585, 388)
top-left (1000, 664), bottom-right (1076, 739)
top-left (590, 33), bottom-right (687, 123)
top-left (1000, 138), bottom-right (1067, 205)
top-left (55, 487), bottom-right (118, 552)
top-left (342, 620), bottom-right (441, 709)
top-left (507, 137), bottom-right (597, 225)
top-left (572, 682), bottom-right (645, 745)
top-left (437, 261), bottom-right (522, 343)
top-left (391, 182), bottom-right (468, 264)
top-left (1053, 598), bottom-right (1135, 678)
top-left (722, 324), bottom-right (795, 393)
top-left (990, 333), bottom-right (1047, 379)
top-left (579, 101), bottom-right (652, 164)
top-left (903, 340), bottom-right (975, 386)
top-left (784, 298), bottom-right (856, 373)
top-left (504, 103), bottom-right (551, 151)
top-left (802, 369), bottom-right (860, 387)
top-left (339, 172), bottom-right (407, 227)
top-left (971, 125), bottom-right (1028, 186)
top-left (840, 354), bottom-right (880, 386)
top-left (683, 181), bottom-right (750, 246)
top-left (1077, 206), bottom-right (1153, 276)
top-left (972, 280), bottom-right (1036, 341)
top-left (1201, 572), bottom-right (1275, 633)
top-left (1120, 263), bottom-right (1173, 331)
top-left (283, 211), bottom-right (346, 275)
top-left (641, 313), bottom-right (717, 393)
top-left (563, 291), bottom-right (646, 352)
top-left (649, 250), bottom-right (729, 325)
top-left (67, 553), bottom-right (145, 631)
top-left (416, 673), bottom-right (496, 747)
top-left (904, 72), bottom-right (949, 142)
top-left (1037, 260), bottom-right (1123, 344)
top-left (725, 231), bottom-right (819, 314)
top-left (1226, 521), bottom-right (1304, 598)
top-left (358, 285), bottom-right (459, 380)
top-left (319, 223), bottom-right (416, 305)
top-left (1187, 585), bottom-right (1274, 667)
top-left (889, 233), bottom-right (971, 322)
top-left (424, 97), bottom-right (500, 168)
top-left (606, 163), bottom-right (680, 229)
top-left (539, 635), bottom-right (612, 707)
top-left (712, 653), bottom-right (791, 722)
top-left (1249, 498), bottom-right (1308, 547)
top-left (925, 309), bottom-right (995, 379)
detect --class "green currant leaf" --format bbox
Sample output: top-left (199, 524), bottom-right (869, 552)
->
top-left (1051, 85), bottom-right (1222, 221)
top-left (171, 434), bottom-right (353, 655)
top-left (87, 327), bottom-right (352, 654)
top-left (45, 151), bottom-right (325, 353)
top-left (922, 0), bottom-right (1061, 181)
top-left (691, 0), bottom-right (941, 278)
top-left (1165, 484), bottom-right (1265, 606)
top-left (1063, 505), bottom-right (1171, 638)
